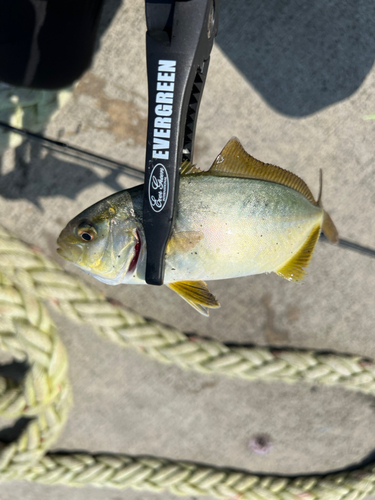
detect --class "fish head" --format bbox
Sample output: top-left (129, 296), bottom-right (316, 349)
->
top-left (57, 191), bottom-right (142, 285)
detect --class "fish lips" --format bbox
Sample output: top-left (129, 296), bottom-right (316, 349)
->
top-left (56, 237), bottom-right (84, 263)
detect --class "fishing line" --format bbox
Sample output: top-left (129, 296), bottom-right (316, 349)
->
top-left (1, 122), bottom-right (374, 260)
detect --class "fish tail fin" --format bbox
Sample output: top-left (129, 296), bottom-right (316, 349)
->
top-left (317, 169), bottom-right (339, 244)
top-left (322, 210), bottom-right (339, 244)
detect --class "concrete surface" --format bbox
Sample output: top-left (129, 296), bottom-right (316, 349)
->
top-left (1, 0), bottom-right (375, 499)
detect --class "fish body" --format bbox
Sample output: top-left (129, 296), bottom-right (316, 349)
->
top-left (145, 176), bottom-right (323, 283)
top-left (57, 138), bottom-right (338, 315)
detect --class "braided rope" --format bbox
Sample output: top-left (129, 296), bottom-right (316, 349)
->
top-left (0, 270), bottom-right (72, 477)
top-left (1, 224), bottom-right (375, 499)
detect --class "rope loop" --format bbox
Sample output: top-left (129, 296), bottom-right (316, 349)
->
top-left (1, 224), bottom-right (375, 499)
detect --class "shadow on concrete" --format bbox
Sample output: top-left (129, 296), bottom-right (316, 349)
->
top-left (0, 141), bottom-right (126, 209)
top-left (0, 361), bottom-right (30, 444)
top-left (217, 0), bottom-right (375, 116)
top-left (0, 360), bottom-right (29, 382)
top-left (95, 0), bottom-right (123, 51)
top-left (2, 1), bottom-right (375, 204)
top-left (0, 418), bottom-right (32, 444)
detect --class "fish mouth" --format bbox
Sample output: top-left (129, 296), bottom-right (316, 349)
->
top-left (56, 241), bottom-right (83, 263)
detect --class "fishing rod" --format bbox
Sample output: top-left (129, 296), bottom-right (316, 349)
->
top-left (0, 121), bottom-right (144, 181)
top-left (319, 234), bottom-right (375, 259)
top-left (0, 121), bottom-right (374, 261)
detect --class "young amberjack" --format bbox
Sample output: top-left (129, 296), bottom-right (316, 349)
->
top-left (57, 138), bottom-right (338, 316)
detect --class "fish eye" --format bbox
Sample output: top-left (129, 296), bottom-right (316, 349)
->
top-left (81, 232), bottom-right (93, 241)
top-left (77, 221), bottom-right (97, 242)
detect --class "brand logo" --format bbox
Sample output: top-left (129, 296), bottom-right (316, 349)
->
top-left (148, 163), bottom-right (169, 212)
top-left (152, 60), bottom-right (176, 160)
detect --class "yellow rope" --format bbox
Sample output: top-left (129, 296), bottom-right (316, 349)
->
top-left (1, 224), bottom-right (375, 499)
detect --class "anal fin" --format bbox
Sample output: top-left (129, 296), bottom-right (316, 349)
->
top-left (167, 280), bottom-right (220, 317)
top-left (275, 224), bottom-right (321, 282)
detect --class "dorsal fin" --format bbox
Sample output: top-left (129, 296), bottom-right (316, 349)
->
top-left (180, 160), bottom-right (204, 176)
top-left (205, 138), bottom-right (317, 204)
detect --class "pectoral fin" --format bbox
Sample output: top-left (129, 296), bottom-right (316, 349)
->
top-left (166, 231), bottom-right (204, 255)
top-left (275, 224), bottom-right (321, 281)
top-left (167, 280), bottom-right (220, 316)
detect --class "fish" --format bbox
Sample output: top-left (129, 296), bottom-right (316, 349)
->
top-left (57, 138), bottom-right (338, 316)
